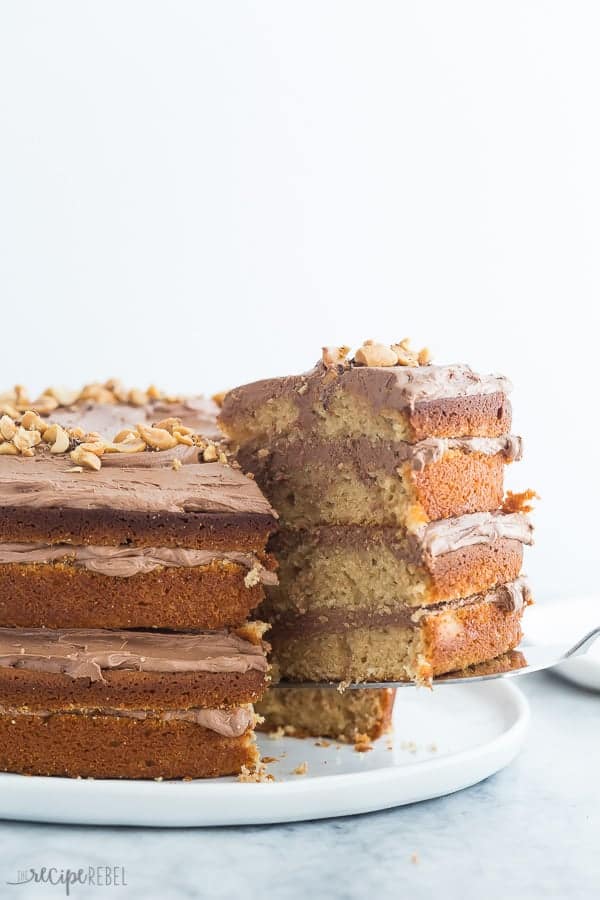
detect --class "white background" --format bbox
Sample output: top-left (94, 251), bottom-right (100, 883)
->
top-left (0, 2), bottom-right (598, 597)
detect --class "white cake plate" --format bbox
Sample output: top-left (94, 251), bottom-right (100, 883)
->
top-left (525, 597), bottom-right (600, 692)
top-left (0, 680), bottom-right (528, 826)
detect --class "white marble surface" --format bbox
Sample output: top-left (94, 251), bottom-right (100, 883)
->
top-left (0, 672), bottom-right (598, 900)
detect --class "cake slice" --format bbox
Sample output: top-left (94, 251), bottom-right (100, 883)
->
top-left (220, 349), bottom-right (515, 529)
top-left (220, 341), bottom-right (533, 688)
top-left (0, 414), bottom-right (277, 631)
top-left (0, 624), bottom-right (269, 779)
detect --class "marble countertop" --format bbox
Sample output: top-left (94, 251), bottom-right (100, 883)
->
top-left (0, 671), bottom-right (598, 900)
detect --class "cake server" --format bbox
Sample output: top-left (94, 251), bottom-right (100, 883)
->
top-left (273, 625), bottom-right (600, 689)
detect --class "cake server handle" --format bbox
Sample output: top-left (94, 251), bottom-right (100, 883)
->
top-left (272, 626), bottom-right (600, 689)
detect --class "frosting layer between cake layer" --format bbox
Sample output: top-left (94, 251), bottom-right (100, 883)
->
top-left (0, 543), bottom-right (277, 581)
top-left (0, 628), bottom-right (268, 682)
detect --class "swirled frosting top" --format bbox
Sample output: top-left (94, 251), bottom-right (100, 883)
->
top-left (0, 453), bottom-right (275, 516)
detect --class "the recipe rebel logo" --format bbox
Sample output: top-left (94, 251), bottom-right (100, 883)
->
top-left (6, 866), bottom-right (127, 895)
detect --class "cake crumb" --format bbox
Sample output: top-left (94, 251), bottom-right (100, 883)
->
top-left (154, 776), bottom-right (164, 782)
top-left (182, 776), bottom-right (193, 782)
top-left (400, 740), bottom-right (418, 754)
top-left (292, 761), bottom-right (308, 776)
top-left (171, 458), bottom-right (182, 471)
top-left (315, 739), bottom-right (331, 748)
top-left (410, 853), bottom-right (419, 865)
top-left (244, 567), bottom-right (261, 588)
top-left (267, 726), bottom-right (286, 740)
top-left (238, 763), bottom-right (275, 783)
top-left (261, 756), bottom-right (279, 764)
top-left (354, 733), bottom-right (373, 753)
top-left (336, 680), bottom-right (350, 694)
top-left (502, 488), bottom-right (539, 514)
top-left (428, 742), bottom-right (438, 752)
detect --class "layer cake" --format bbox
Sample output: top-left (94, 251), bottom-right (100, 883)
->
top-left (0, 625), bottom-right (268, 778)
top-left (220, 340), bottom-right (534, 690)
top-left (0, 415), bottom-right (277, 631)
top-left (0, 397), bottom-right (277, 778)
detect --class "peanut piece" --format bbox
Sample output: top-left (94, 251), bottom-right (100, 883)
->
top-left (0, 415), bottom-right (16, 441)
top-left (154, 417), bottom-right (182, 434)
top-left (78, 441), bottom-right (107, 457)
top-left (21, 410), bottom-right (46, 432)
top-left (13, 426), bottom-right (41, 453)
top-left (46, 386), bottom-right (80, 407)
top-left (137, 423), bottom-right (178, 450)
top-left (0, 441), bottom-right (18, 455)
top-left (128, 388), bottom-right (148, 407)
top-left (113, 429), bottom-right (138, 443)
top-left (70, 446), bottom-right (102, 471)
top-left (354, 342), bottom-right (398, 367)
top-left (49, 425), bottom-right (70, 454)
top-left (30, 395), bottom-right (59, 415)
top-left (103, 438), bottom-right (147, 454)
top-left (202, 444), bottom-right (219, 462)
top-left (322, 346), bottom-right (351, 367)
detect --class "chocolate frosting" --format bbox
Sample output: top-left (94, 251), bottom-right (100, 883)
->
top-left (1, 705), bottom-right (254, 737)
top-left (221, 362), bottom-right (512, 426)
top-left (0, 627), bottom-right (268, 682)
top-left (270, 577), bottom-right (532, 638)
top-left (0, 543), bottom-right (278, 582)
top-left (242, 433), bottom-right (522, 483)
top-left (417, 511), bottom-right (534, 557)
top-left (0, 453), bottom-right (275, 517)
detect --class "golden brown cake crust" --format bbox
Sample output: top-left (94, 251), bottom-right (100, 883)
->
top-left (0, 559), bottom-right (271, 630)
top-left (410, 450), bottom-right (504, 521)
top-left (408, 393), bottom-right (512, 441)
top-left (0, 666), bottom-right (268, 710)
top-left (421, 597), bottom-right (524, 678)
top-left (427, 538), bottom-right (523, 602)
top-left (0, 714), bottom-right (258, 779)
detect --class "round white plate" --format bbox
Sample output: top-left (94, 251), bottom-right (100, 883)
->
top-left (525, 597), bottom-right (600, 692)
top-left (0, 681), bottom-right (528, 826)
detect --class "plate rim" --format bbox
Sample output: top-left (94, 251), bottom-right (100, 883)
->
top-left (0, 681), bottom-right (530, 825)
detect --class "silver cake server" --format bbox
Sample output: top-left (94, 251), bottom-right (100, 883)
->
top-left (272, 626), bottom-right (600, 689)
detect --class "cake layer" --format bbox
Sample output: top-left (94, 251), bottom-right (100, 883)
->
top-left (256, 688), bottom-right (395, 741)
top-left (220, 361), bottom-right (512, 446)
top-left (0, 545), bottom-right (277, 629)
top-left (0, 454), bottom-right (276, 551)
top-left (269, 579), bottom-right (531, 683)
top-left (267, 512), bottom-right (532, 615)
top-left (0, 710), bottom-right (258, 779)
top-left (0, 627), bottom-right (270, 708)
top-left (239, 435), bottom-right (520, 527)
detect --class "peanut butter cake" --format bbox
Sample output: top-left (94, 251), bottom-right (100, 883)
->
top-left (0, 412), bottom-right (278, 631)
top-left (220, 339), bottom-right (534, 688)
top-left (0, 624), bottom-right (268, 778)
